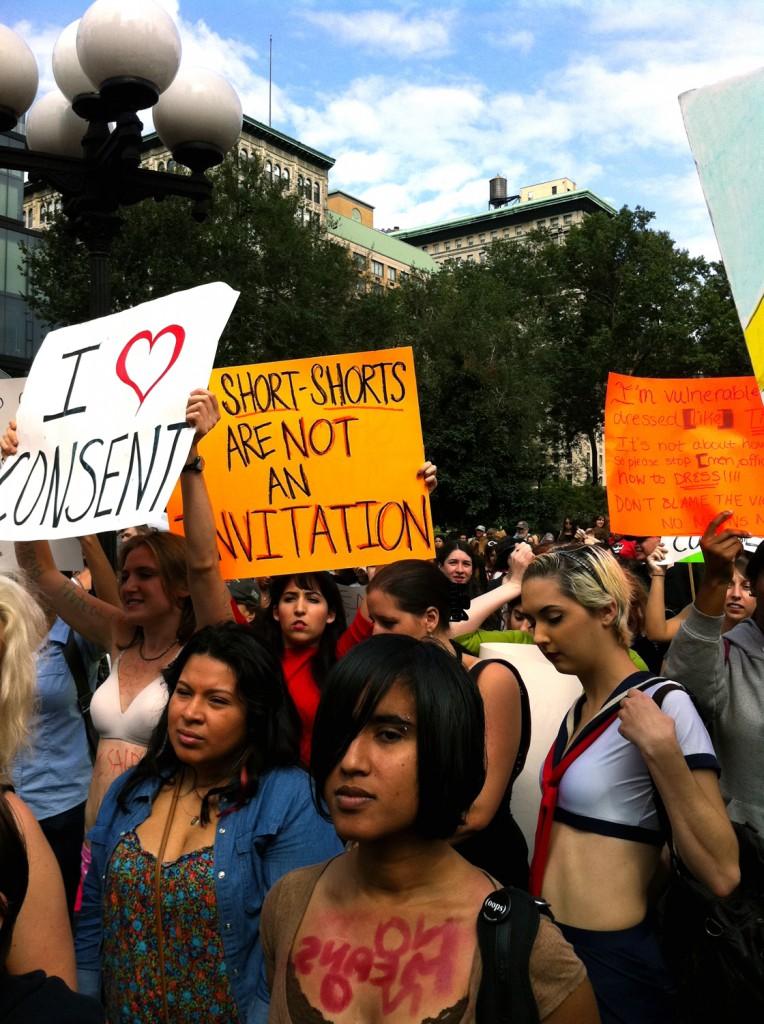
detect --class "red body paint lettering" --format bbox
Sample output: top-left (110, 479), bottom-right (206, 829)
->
top-left (292, 915), bottom-right (460, 1016)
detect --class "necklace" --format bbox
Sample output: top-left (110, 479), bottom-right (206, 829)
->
top-left (183, 780), bottom-right (221, 827)
top-left (139, 637), bottom-right (179, 662)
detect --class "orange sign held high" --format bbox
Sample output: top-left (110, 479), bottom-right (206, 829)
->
top-left (605, 372), bottom-right (764, 535)
top-left (168, 347), bottom-right (434, 578)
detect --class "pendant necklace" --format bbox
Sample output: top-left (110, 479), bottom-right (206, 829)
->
top-left (139, 637), bottom-right (179, 662)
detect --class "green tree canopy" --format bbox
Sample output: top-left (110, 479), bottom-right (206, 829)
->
top-left (23, 156), bottom-right (360, 366)
top-left (23, 168), bottom-right (746, 531)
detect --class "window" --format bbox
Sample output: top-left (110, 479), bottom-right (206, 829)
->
top-left (550, 216), bottom-right (559, 227)
top-left (266, 161), bottom-right (272, 180)
top-left (297, 173), bottom-right (303, 191)
top-left (168, 159), bottom-right (177, 173)
top-left (352, 207), bottom-right (361, 222)
top-left (40, 204), bottom-right (47, 224)
top-left (400, 271), bottom-right (409, 284)
top-left (372, 260), bottom-right (384, 278)
top-left (467, 236), bottom-right (473, 246)
top-left (537, 219), bottom-right (546, 228)
top-left (421, 244), bottom-right (427, 251)
top-left (444, 241), bottom-right (450, 251)
top-left (491, 231), bottom-right (497, 239)
top-left (563, 214), bottom-right (572, 223)
top-left (305, 177), bottom-right (312, 198)
top-left (313, 182), bottom-right (320, 203)
top-left (388, 266), bottom-right (397, 283)
top-left (552, 185), bottom-right (558, 195)
top-left (480, 251), bottom-right (487, 263)
top-left (274, 165), bottom-right (281, 181)
top-left (353, 252), bottom-right (366, 270)
top-left (502, 228), bottom-right (509, 236)
top-left (431, 242), bottom-right (438, 253)
top-left (240, 149), bottom-right (248, 162)
top-left (283, 167), bottom-right (290, 187)
top-left (479, 234), bottom-right (486, 243)
top-left (158, 160), bottom-right (165, 172)
top-left (373, 282), bottom-right (384, 295)
top-left (456, 239), bottom-right (462, 248)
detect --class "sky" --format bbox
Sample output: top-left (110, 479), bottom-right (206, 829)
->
top-left (5, 0), bottom-right (764, 260)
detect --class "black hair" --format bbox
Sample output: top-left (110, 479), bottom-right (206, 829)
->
top-left (118, 622), bottom-right (301, 822)
top-left (253, 572), bottom-right (347, 689)
top-left (368, 559), bottom-right (451, 631)
top-left (0, 794), bottom-right (29, 970)
top-left (437, 540), bottom-right (474, 569)
top-left (745, 541), bottom-right (764, 587)
top-left (493, 537), bottom-right (517, 574)
top-left (310, 635), bottom-right (486, 840)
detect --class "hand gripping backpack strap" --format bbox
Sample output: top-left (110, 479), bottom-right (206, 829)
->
top-left (476, 887), bottom-right (545, 1024)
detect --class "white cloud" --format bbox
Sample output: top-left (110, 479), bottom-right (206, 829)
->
top-left (301, 8), bottom-right (456, 58)
top-left (499, 30), bottom-right (535, 54)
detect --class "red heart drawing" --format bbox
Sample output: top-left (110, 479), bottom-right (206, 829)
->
top-left (115, 324), bottom-right (185, 409)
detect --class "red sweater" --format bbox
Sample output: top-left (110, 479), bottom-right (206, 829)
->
top-left (283, 612), bottom-right (373, 765)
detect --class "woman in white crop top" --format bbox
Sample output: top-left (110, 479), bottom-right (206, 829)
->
top-left (6, 390), bottom-right (234, 832)
top-left (520, 544), bottom-right (740, 1024)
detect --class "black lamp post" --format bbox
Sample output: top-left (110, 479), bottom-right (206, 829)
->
top-left (0, 0), bottom-right (243, 319)
top-left (0, 1), bottom-right (242, 560)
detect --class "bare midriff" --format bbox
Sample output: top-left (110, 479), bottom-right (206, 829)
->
top-left (84, 739), bottom-right (147, 832)
top-left (542, 822), bottom-right (661, 930)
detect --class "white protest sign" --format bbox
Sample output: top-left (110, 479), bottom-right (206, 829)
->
top-left (658, 535), bottom-right (764, 566)
top-left (0, 536), bottom-right (83, 573)
top-left (0, 376), bottom-right (83, 569)
top-left (0, 376), bottom-right (25, 419)
top-left (0, 282), bottom-right (238, 539)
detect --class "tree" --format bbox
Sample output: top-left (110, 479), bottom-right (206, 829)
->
top-left (22, 156), bottom-right (360, 366)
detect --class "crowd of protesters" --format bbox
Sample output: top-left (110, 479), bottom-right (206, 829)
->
top-left (0, 398), bottom-right (761, 1023)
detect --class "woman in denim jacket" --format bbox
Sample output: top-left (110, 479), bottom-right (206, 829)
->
top-left (75, 622), bottom-right (342, 1024)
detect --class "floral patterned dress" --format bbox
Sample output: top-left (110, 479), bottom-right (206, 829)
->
top-left (102, 831), bottom-right (240, 1023)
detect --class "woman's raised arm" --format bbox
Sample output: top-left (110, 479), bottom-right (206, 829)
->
top-left (180, 389), bottom-right (234, 628)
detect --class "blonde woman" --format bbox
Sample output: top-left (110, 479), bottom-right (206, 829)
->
top-left (520, 545), bottom-right (739, 1024)
top-left (0, 573), bottom-right (76, 987)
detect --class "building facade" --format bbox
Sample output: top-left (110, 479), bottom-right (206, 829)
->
top-left (327, 190), bottom-right (437, 291)
top-left (1, 126), bottom-right (46, 375)
top-left (24, 114), bottom-right (335, 230)
top-left (392, 177), bottom-right (616, 265)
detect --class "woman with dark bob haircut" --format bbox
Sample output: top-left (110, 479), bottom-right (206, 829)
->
top-left (75, 622), bottom-right (342, 1024)
top-left (364, 559), bottom-right (532, 888)
top-left (260, 636), bottom-right (599, 1023)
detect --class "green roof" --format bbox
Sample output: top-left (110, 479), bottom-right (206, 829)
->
top-left (329, 213), bottom-right (439, 272)
top-left (392, 189), bottom-right (617, 241)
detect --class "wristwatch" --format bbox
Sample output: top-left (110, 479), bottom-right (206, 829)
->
top-left (182, 455), bottom-right (205, 474)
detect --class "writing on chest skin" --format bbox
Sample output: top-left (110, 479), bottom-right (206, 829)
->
top-left (293, 914), bottom-right (462, 1017)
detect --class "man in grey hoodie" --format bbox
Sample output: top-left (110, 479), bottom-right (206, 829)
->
top-left (664, 511), bottom-right (764, 834)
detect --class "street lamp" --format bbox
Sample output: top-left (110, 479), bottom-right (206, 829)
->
top-left (0, 0), bottom-right (242, 318)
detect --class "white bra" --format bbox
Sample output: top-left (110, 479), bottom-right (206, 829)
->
top-left (89, 654), bottom-right (168, 746)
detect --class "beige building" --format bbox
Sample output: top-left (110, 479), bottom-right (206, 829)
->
top-left (327, 190), bottom-right (438, 291)
top-left (23, 114), bottom-right (334, 229)
top-left (392, 177), bottom-right (616, 266)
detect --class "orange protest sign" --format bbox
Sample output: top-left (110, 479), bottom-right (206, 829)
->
top-left (168, 347), bottom-right (434, 578)
top-left (605, 372), bottom-right (764, 535)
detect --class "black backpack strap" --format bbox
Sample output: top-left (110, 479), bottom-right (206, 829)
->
top-left (476, 887), bottom-right (544, 1024)
top-left (61, 630), bottom-right (98, 761)
top-left (651, 682), bottom-right (685, 708)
